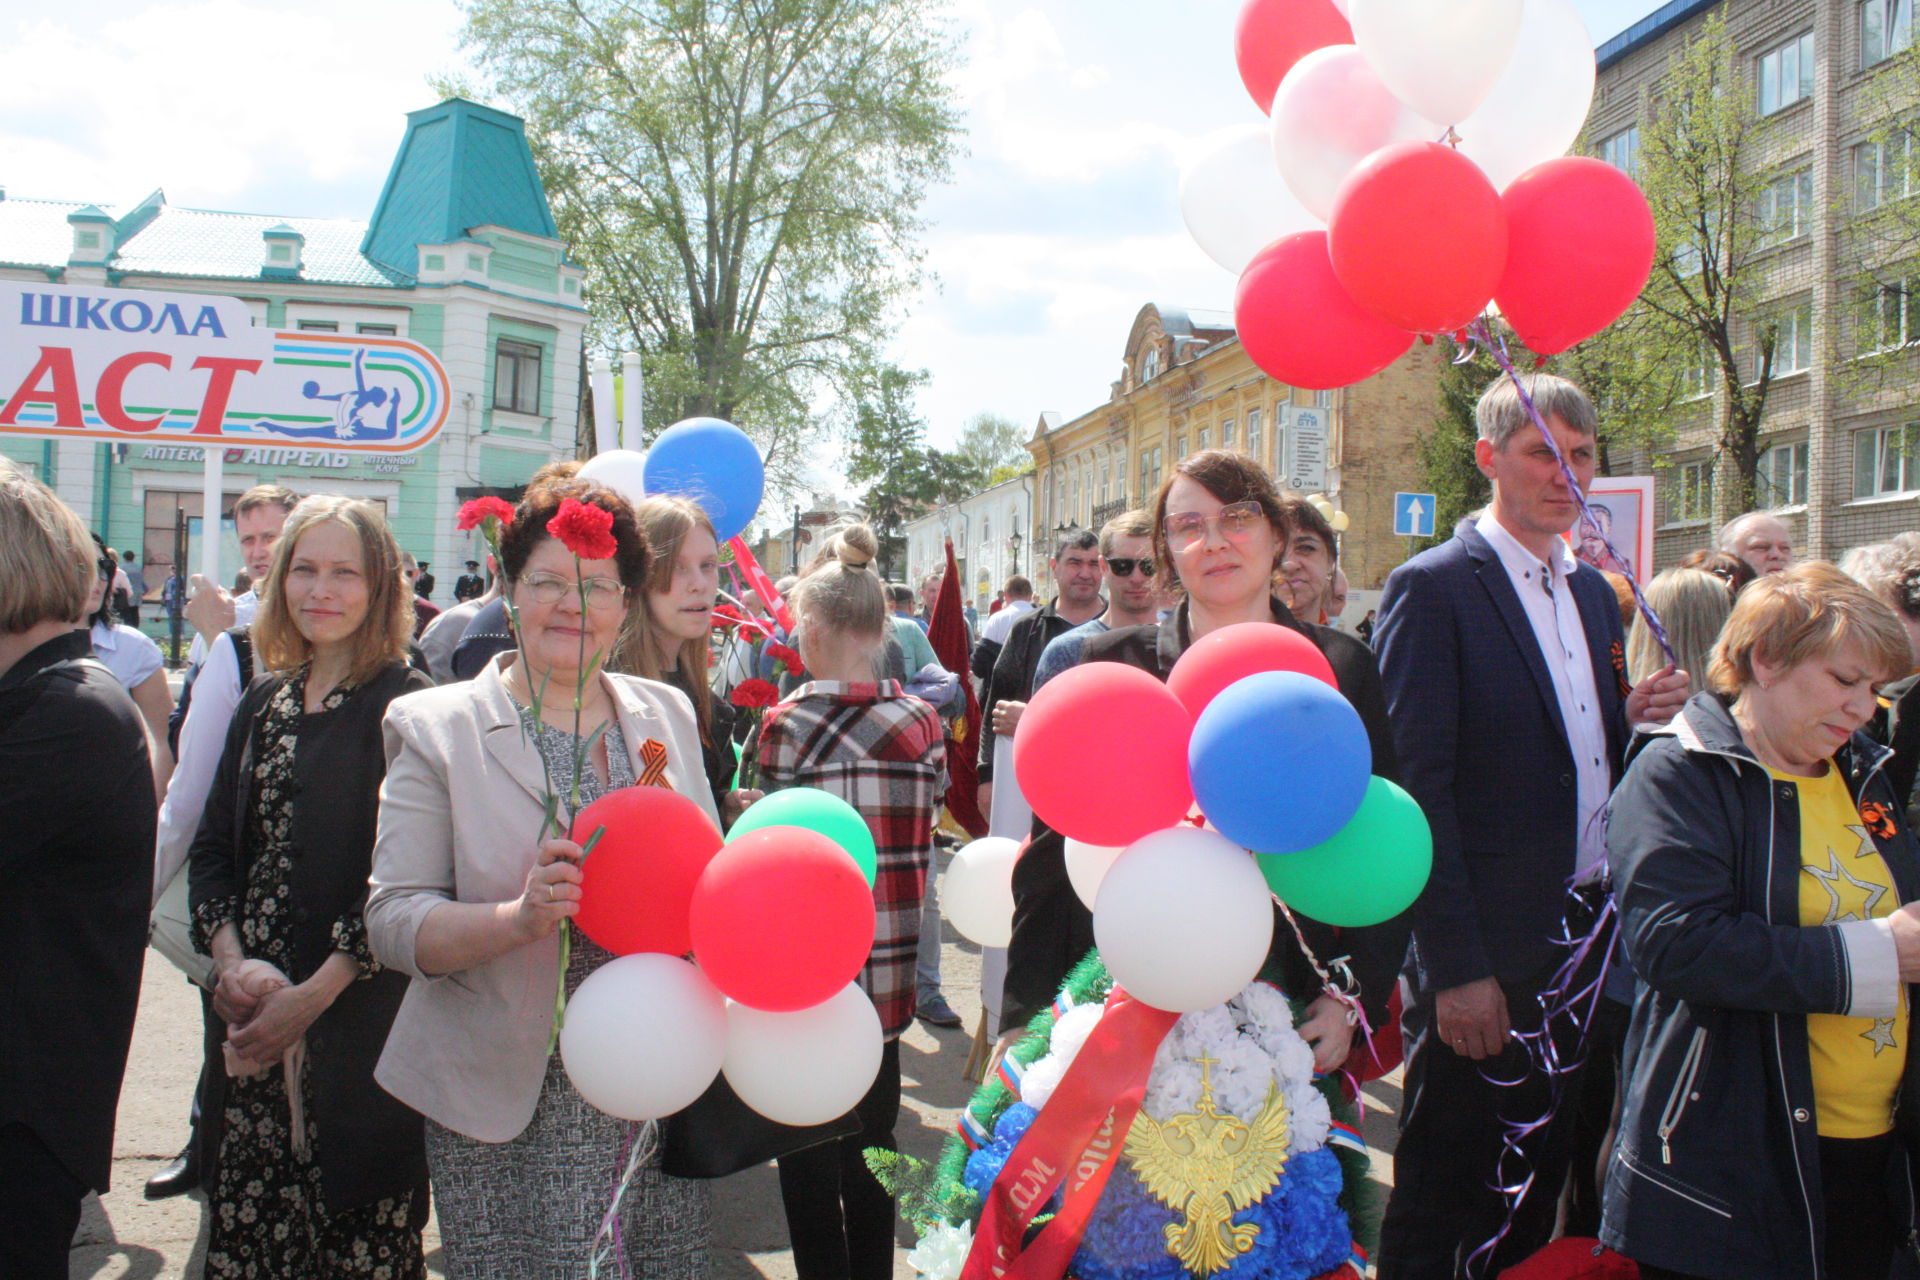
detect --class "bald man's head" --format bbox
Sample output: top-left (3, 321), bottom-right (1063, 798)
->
top-left (1720, 511), bottom-right (1794, 575)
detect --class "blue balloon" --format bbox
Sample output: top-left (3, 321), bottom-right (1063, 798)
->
top-left (642, 417), bottom-right (765, 543)
top-left (1188, 670), bottom-right (1370, 855)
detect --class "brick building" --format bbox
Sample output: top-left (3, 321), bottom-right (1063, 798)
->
top-left (1589, 0), bottom-right (1920, 566)
top-left (1020, 302), bottom-right (1444, 602)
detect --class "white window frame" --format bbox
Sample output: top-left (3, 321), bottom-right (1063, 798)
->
top-left (493, 338), bottom-right (544, 416)
top-left (1246, 408), bottom-right (1263, 468)
top-left (1757, 440), bottom-right (1810, 506)
top-left (1758, 32), bottom-right (1815, 116)
top-left (1756, 168), bottom-right (1814, 245)
top-left (1672, 458), bottom-right (1715, 523)
top-left (1756, 302), bottom-right (1815, 379)
top-left (1598, 125), bottom-right (1642, 177)
top-left (1863, 0), bottom-right (1913, 67)
top-left (1855, 422), bottom-right (1920, 497)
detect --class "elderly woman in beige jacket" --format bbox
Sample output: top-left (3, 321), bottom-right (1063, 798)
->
top-left (367, 471), bottom-right (718, 1279)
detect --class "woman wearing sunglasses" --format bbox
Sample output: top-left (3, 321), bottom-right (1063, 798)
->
top-left (1003, 449), bottom-right (1407, 1083)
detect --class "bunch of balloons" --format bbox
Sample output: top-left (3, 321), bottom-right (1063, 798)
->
top-left (557, 786), bottom-right (886, 1127)
top-left (1182, 0), bottom-right (1656, 389)
top-left (991, 624), bottom-right (1431, 1014)
top-left (577, 415), bottom-right (765, 542)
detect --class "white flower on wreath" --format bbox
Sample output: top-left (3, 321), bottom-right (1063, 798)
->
top-left (907, 1219), bottom-right (974, 1280)
top-left (1020, 982), bottom-right (1330, 1158)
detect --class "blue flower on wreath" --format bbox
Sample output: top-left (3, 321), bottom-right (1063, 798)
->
top-left (963, 1104), bottom-right (1052, 1204)
top-left (1068, 1146), bottom-right (1349, 1280)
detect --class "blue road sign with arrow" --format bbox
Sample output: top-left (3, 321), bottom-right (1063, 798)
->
top-left (1394, 492), bottom-right (1437, 538)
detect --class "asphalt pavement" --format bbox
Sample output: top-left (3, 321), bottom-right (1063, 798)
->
top-left (70, 846), bottom-right (1401, 1279)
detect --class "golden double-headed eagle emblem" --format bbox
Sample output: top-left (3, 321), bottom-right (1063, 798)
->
top-left (1123, 1054), bottom-right (1293, 1275)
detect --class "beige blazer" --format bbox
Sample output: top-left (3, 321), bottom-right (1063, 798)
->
top-left (366, 655), bottom-right (719, 1143)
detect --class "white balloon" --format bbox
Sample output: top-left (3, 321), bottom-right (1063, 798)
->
top-left (1064, 837), bottom-right (1125, 911)
top-left (1180, 124), bottom-right (1323, 275)
top-left (1350, 0), bottom-right (1523, 125)
top-left (943, 836), bottom-right (1021, 947)
top-left (1094, 827), bottom-right (1273, 1014)
top-left (560, 954), bottom-right (725, 1121)
top-left (1456, 0), bottom-right (1596, 191)
top-left (723, 984), bottom-right (884, 1125)
top-left (578, 448), bottom-right (649, 508)
top-left (1270, 46), bottom-right (1440, 221)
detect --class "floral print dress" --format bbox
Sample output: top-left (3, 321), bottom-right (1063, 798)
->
top-left (192, 672), bottom-right (427, 1279)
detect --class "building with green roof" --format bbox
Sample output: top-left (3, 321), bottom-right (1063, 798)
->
top-left (0, 97), bottom-right (587, 612)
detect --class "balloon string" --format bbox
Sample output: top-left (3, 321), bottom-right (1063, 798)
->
top-left (588, 1118), bottom-right (657, 1280)
top-left (1271, 894), bottom-right (1380, 1081)
top-left (1464, 319), bottom-right (1680, 671)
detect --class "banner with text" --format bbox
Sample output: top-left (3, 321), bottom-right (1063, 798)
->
top-left (0, 281), bottom-right (449, 452)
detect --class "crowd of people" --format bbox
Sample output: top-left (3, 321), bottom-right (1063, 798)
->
top-left (5, 366), bottom-right (1920, 1280)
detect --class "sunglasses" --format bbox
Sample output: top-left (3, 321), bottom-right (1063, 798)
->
top-left (1104, 557), bottom-right (1155, 578)
top-left (1164, 501), bottom-right (1266, 550)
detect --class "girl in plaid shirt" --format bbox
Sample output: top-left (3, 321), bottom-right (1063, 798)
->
top-left (755, 553), bottom-right (946, 1280)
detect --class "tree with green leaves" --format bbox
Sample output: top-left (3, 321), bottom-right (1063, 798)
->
top-left (846, 363), bottom-right (937, 578)
top-left (951, 412), bottom-right (1032, 486)
top-left (454, 0), bottom-right (963, 489)
top-left (1569, 11), bottom-right (1802, 518)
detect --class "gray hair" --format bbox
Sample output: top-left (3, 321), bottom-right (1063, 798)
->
top-left (1842, 532), bottom-right (1920, 603)
top-left (1718, 510), bottom-right (1790, 554)
top-left (1474, 373), bottom-right (1598, 449)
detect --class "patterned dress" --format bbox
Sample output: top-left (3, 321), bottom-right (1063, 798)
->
top-left (192, 672), bottom-right (427, 1279)
top-left (424, 712), bottom-right (712, 1279)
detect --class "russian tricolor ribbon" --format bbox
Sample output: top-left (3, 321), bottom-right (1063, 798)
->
top-left (961, 989), bottom-right (1180, 1280)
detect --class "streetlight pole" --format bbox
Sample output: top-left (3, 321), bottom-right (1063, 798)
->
top-left (790, 505), bottom-right (802, 576)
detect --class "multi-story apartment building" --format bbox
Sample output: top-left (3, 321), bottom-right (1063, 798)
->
top-left (1018, 302), bottom-right (1444, 604)
top-left (0, 98), bottom-right (588, 607)
top-left (1590, 0), bottom-right (1920, 566)
top-left (902, 473), bottom-right (1036, 611)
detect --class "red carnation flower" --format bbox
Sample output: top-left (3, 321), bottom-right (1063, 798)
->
top-left (547, 498), bottom-right (619, 562)
top-left (766, 642), bottom-right (804, 675)
top-left (457, 496), bottom-right (515, 532)
top-left (730, 678), bottom-right (779, 709)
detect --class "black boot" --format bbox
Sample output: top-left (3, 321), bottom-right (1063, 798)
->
top-left (143, 1143), bottom-right (199, 1200)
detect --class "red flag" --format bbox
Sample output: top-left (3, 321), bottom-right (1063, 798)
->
top-left (928, 538), bottom-right (987, 837)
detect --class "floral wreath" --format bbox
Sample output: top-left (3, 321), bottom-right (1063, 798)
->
top-left (873, 954), bottom-right (1379, 1280)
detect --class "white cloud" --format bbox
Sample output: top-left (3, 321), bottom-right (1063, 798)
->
top-left (0, 0), bottom-right (465, 214)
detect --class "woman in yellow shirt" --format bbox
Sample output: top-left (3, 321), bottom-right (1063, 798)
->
top-left (1606, 563), bottom-right (1920, 1280)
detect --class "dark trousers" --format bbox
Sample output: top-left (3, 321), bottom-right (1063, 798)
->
top-left (777, 1038), bottom-right (902, 1280)
top-left (1377, 980), bottom-right (1596, 1280)
top-left (0, 1122), bottom-right (89, 1280)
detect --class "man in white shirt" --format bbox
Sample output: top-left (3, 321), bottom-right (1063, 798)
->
top-left (145, 483), bottom-right (297, 1200)
top-left (1374, 376), bottom-right (1688, 1277)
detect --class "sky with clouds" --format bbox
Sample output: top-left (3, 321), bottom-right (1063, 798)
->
top-left (0, 0), bottom-right (1666, 486)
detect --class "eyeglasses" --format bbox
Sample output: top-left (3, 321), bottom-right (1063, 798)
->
top-left (1163, 501), bottom-right (1266, 550)
top-left (1104, 557), bottom-right (1155, 578)
top-left (517, 572), bottom-right (626, 609)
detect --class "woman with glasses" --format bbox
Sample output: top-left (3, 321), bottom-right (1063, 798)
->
top-left (367, 476), bottom-right (717, 1276)
top-left (1003, 450), bottom-right (1407, 1086)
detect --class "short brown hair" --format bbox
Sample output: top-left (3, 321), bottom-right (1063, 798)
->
top-left (0, 468), bottom-right (92, 633)
top-left (1099, 509), bottom-right (1152, 557)
top-left (253, 496), bottom-right (414, 684)
top-left (233, 483), bottom-right (300, 520)
top-left (1278, 495), bottom-right (1337, 563)
top-left (1003, 575), bottom-right (1034, 600)
top-left (497, 477), bottom-right (649, 593)
top-left (1708, 561), bottom-right (1912, 697)
top-left (1678, 549), bottom-right (1757, 597)
top-left (1150, 449), bottom-right (1290, 594)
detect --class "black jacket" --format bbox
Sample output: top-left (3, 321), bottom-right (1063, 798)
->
top-left (1603, 693), bottom-right (1920, 1279)
top-left (0, 631), bottom-right (154, 1191)
top-left (1002, 598), bottom-right (1408, 1036)
top-left (978, 600), bottom-right (1090, 782)
top-left (189, 661), bottom-right (432, 1212)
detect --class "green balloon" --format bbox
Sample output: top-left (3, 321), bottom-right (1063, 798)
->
top-left (1256, 776), bottom-right (1431, 927)
top-left (726, 787), bottom-right (878, 886)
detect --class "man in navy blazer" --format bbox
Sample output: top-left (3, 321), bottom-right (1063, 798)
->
top-left (1373, 374), bottom-right (1689, 1279)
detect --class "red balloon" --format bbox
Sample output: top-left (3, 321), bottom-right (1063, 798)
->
top-left (1328, 141), bottom-right (1508, 334)
top-left (1167, 621), bottom-right (1338, 720)
top-left (1013, 662), bottom-right (1193, 847)
top-left (689, 827), bottom-right (875, 1012)
top-left (1236, 0), bottom-right (1354, 112)
top-left (570, 786), bottom-right (723, 956)
top-left (1237, 231), bottom-right (1414, 390)
top-left (1494, 157), bottom-right (1656, 356)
